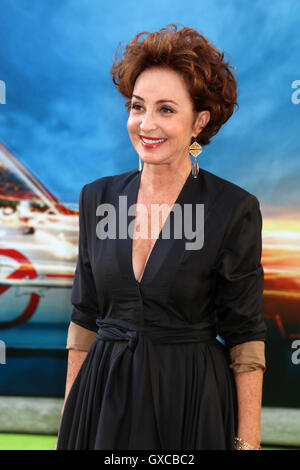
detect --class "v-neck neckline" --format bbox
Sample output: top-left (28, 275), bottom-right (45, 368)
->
top-left (130, 166), bottom-right (194, 286)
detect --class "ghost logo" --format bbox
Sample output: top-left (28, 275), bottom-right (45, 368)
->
top-left (0, 248), bottom-right (40, 329)
top-left (291, 80), bottom-right (300, 104)
top-left (0, 80), bottom-right (6, 104)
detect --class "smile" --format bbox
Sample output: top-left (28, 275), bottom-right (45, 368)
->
top-left (139, 135), bottom-right (167, 148)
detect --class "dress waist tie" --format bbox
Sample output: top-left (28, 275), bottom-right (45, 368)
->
top-left (96, 320), bottom-right (217, 449)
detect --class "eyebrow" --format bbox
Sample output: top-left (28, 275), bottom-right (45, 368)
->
top-left (132, 94), bottom-right (178, 106)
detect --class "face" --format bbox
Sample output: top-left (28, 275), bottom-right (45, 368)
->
top-left (127, 66), bottom-right (210, 168)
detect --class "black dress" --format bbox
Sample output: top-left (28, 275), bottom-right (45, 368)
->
top-left (56, 167), bottom-right (266, 450)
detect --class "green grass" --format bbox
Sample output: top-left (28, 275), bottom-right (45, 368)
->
top-left (0, 434), bottom-right (297, 450)
top-left (262, 447), bottom-right (298, 450)
top-left (0, 433), bottom-right (57, 450)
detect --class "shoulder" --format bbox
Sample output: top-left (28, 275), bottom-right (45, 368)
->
top-left (199, 167), bottom-right (260, 211)
top-left (78, 169), bottom-right (139, 228)
top-left (81, 168), bottom-right (139, 201)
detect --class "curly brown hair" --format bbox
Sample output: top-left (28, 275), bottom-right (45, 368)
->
top-left (111, 24), bottom-right (238, 146)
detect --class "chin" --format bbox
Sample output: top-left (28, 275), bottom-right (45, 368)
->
top-left (139, 152), bottom-right (166, 164)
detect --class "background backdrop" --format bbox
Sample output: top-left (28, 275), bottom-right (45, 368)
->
top-left (0, 0), bottom-right (300, 412)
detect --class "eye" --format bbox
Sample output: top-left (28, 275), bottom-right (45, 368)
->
top-left (131, 102), bottom-right (143, 111)
top-left (160, 106), bottom-right (174, 114)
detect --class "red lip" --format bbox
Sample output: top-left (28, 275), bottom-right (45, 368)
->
top-left (139, 135), bottom-right (167, 149)
top-left (139, 135), bottom-right (166, 140)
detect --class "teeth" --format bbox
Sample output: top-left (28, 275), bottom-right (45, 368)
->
top-left (141, 137), bottom-right (166, 144)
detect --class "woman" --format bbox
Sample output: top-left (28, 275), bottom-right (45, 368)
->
top-left (56, 24), bottom-right (266, 450)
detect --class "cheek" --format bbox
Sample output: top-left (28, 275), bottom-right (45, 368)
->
top-left (163, 116), bottom-right (187, 136)
top-left (127, 115), bottom-right (140, 136)
top-left (163, 123), bottom-right (183, 143)
top-left (167, 118), bottom-right (193, 143)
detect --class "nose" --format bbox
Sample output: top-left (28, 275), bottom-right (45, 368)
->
top-left (139, 110), bottom-right (157, 133)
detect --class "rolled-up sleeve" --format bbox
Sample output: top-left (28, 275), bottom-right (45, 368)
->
top-left (67, 184), bottom-right (99, 345)
top-left (214, 194), bottom-right (267, 350)
top-left (229, 340), bottom-right (266, 373)
top-left (66, 321), bottom-right (98, 351)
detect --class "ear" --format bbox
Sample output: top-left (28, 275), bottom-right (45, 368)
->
top-left (192, 110), bottom-right (210, 137)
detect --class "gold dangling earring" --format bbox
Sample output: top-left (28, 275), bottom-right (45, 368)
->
top-left (189, 139), bottom-right (202, 178)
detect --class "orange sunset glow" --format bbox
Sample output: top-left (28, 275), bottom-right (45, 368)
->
top-left (261, 204), bottom-right (300, 338)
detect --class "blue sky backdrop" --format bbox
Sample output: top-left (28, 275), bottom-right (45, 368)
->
top-left (0, 0), bottom-right (299, 208)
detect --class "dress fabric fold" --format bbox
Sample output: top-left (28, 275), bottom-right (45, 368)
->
top-left (56, 167), bottom-right (266, 450)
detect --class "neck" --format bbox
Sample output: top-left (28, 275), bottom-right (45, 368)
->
top-left (139, 159), bottom-right (193, 197)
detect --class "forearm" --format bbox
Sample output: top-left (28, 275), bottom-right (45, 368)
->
top-left (233, 368), bottom-right (264, 449)
top-left (61, 349), bottom-right (87, 417)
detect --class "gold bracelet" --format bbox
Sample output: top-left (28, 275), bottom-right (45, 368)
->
top-left (234, 437), bottom-right (262, 450)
